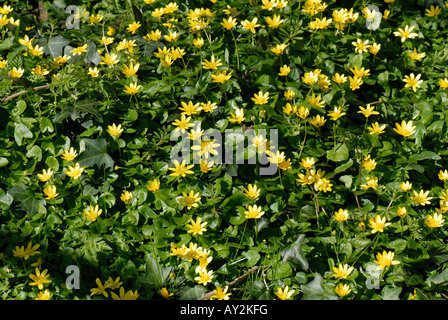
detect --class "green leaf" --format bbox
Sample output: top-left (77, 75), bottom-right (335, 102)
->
top-left (381, 286), bottom-right (402, 300)
top-left (55, 99), bottom-right (103, 123)
top-left (280, 234), bottom-right (309, 270)
top-left (14, 123), bottom-right (33, 146)
top-left (326, 143), bottom-right (349, 162)
top-left (301, 274), bottom-right (338, 300)
top-left (77, 138), bottom-right (114, 170)
top-left (426, 268), bottom-right (448, 285)
top-left (242, 250), bottom-right (261, 267)
top-left (44, 34), bottom-right (69, 57)
top-left (178, 285), bottom-right (208, 300)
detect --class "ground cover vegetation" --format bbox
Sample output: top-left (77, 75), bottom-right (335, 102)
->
top-left (2, 0), bottom-right (448, 300)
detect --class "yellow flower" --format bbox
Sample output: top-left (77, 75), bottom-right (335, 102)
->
top-left (89, 14), bottom-right (103, 24)
top-left (284, 90), bottom-right (295, 100)
top-left (13, 241), bottom-right (40, 260)
top-left (407, 48), bottom-right (426, 60)
top-left (327, 107), bottom-right (346, 121)
top-left (100, 52), bottom-right (120, 67)
top-left (90, 278), bottom-right (109, 297)
top-left (362, 155), bottom-right (377, 171)
top-left (334, 208), bottom-right (349, 222)
top-left (83, 205), bottom-right (102, 222)
top-left (64, 163), bottom-right (85, 179)
top-left (221, 16), bottom-right (238, 30)
top-left (438, 78), bottom-right (448, 89)
top-left (70, 44), bottom-right (88, 56)
top-left (120, 191), bottom-right (133, 204)
top-left (123, 82), bottom-right (141, 95)
top-left (159, 288), bottom-right (174, 299)
top-left (241, 17), bottom-right (260, 33)
top-left (352, 39), bottom-right (370, 54)
top-left (168, 160), bottom-right (194, 177)
top-left (194, 269), bottom-right (214, 286)
top-left (308, 17), bottom-right (332, 29)
top-left (107, 123), bottom-right (123, 137)
top-left (9, 67), bottom-right (24, 78)
top-left (107, 26), bottom-right (116, 36)
top-left (369, 43), bottom-right (381, 55)
top-left (402, 73), bottom-right (423, 92)
top-left (426, 213), bottom-right (445, 228)
top-left (200, 54), bottom-right (223, 70)
top-left (274, 286), bottom-right (295, 300)
top-left (243, 184), bottom-right (261, 199)
top-left (87, 67), bottom-right (100, 78)
top-left (397, 206), bottom-right (407, 218)
top-left (358, 104), bottom-right (379, 118)
top-left (164, 31), bottom-right (179, 42)
top-left (146, 179), bottom-right (160, 192)
top-left (425, 5), bottom-right (441, 17)
top-left (251, 91), bottom-right (269, 105)
top-left (193, 37), bottom-right (204, 48)
top-left (314, 178), bottom-right (333, 192)
top-left (201, 101), bottom-right (217, 113)
top-left (302, 69), bottom-right (320, 85)
top-left (37, 168), bottom-right (53, 182)
top-left (31, 65), bottom-right (49, 76)
top-left (332, 73), bottom-right (347, 84)
top-left (29, 268), bottom-right (52, 290)
top-left (349, 76), bottom-right (363, 90)
top-left (335, 283), bottom-right (351, 297)
top-left (35, 289), bottom-right (51, 300)
top-left (300, 157), bottom-right (316, 169)
top-left (270, 43), bottom-right (288, 55)
top-left (61, 147), bottom-right (78, 161)
top-left (121, 62), bottom-right (140, 77)
top-left (373, 251), bottom-right (400, 270)
top-left (393, 120), bottom-right (416, 137)
top-left (278, 65), bottom-right (290, 76)
top-left (309, 115), bottom-right (327, 127)
top-left (266, 14), bottom-right (284, 28)
top-left (43, 185), bottom-right (59, 200)
top-left (368, 215), bottom-right (391, 234)
top-left (350, 66), bottom-right (370, 78)
top-left (127, 21), bottom-right (141, 34)
top-left (306, 92), bottom-right (325, 108)
top-left (199, 159), bottom-right (214, 173)
top-left (186, 217), bottom-right (208, 235)
top-left (211, 70), bottom-right (232, 84)
top-left (0, 58), bottom-right (7, 68)
top-left (228, 108), bottom-right (245, 123)
top-left (409, 189), bottom-right (433, 206)
top-left (439, 169), bottom-right (448, 181)
top-left (393, 25), bottom-right (419, 42)
top-left (0, 4), bottom-right (13, 15)
top-left (244, 204), bottom-right (265, 219)
top-left (367, 122), bottom-right (386, 135)
top-left (332, 263), bottom-right (354, 279)
top-left (172, 114), bottom-right (194, 133)
top-left (400, 181), bottom-right (412, 192)
top-left (361, 176), bottom-right (378, 190)
top-left (211, 286), bottom-right (231, 300)
top-left (28, 44), bottom-right (44, 56)
top-left (111, 287), bottom-right (139, 300)
top-left (191, 139), bottom-right (220, 159)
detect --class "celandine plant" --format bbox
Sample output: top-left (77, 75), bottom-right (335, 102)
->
top-left (1, 0), bottom-right (448, 301)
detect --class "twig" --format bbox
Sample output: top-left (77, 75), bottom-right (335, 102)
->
top-left (199, 266), bottom-right (263, 300)
top-left (2, 84), bottom-right (56, 102)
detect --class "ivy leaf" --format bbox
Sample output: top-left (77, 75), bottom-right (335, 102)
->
top-left (77, 138), bottom-right (114, 170)
top-left (44, 34), bottom-right (69, 57)
top-left (301, 274), bottom-right (338, 300)
top-left (280, 234), bottom-right (309, 271)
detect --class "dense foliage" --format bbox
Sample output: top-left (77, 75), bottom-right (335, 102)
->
top-left (2, 0), bottom-right (448, 300)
